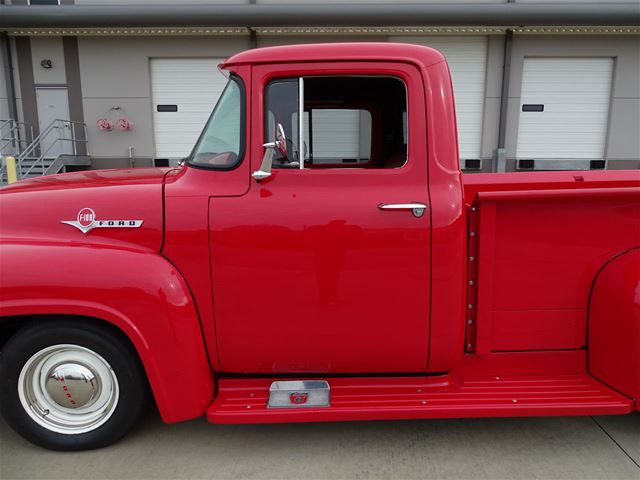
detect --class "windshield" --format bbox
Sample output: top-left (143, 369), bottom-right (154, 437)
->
top-left (189, 75), bottom-right (243, 169)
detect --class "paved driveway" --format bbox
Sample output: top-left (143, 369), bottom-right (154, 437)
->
top-left (1, 413), bottom-right (638, 480)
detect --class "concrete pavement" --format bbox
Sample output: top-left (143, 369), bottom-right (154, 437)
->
top-left (1, 412), bottom-right (638, 480)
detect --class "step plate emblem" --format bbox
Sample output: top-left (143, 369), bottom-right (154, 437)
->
top-left (61, 208), bottom-right (143, 234)
top-left (268, 380), bottom-right (330, 409)
top-left (289, 392), bottom-right (309, 405)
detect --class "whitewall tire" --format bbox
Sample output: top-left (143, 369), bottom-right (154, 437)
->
top-left (0, 320), bottom-right (148, 450)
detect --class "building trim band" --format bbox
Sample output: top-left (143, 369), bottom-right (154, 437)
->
top-left (4, 26), bottom-right (640, 37)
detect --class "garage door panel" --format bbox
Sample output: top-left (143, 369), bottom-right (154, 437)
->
top-left (516, 57), bottom-right (613, 161)
top-left (151, 58), bottom-right (228, 159)
top-left (309, 109), bottom-right (363, 160)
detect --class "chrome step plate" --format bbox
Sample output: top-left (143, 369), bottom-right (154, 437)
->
top-left (268, 380), bottom-right (330, 408)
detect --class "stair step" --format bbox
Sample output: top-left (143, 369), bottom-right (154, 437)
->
top-left (207, 374), bottom-right (633, 424)
top-left (20, 159), bottom-right (51, 163)
top-left (57, 154), bottom-right (91, 166)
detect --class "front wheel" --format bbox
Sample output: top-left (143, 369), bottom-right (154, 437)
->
top-left (0, 320), bottom-right (148, 450)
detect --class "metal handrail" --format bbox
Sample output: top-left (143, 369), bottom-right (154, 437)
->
top-left (1, 119), bottom-right (34, 183)
top-left (19, 119), bottom-right (89, 178)
top-left (1, 119), bottom-right (88, 182)
top-left (0, 119), bottom-right (34, 156)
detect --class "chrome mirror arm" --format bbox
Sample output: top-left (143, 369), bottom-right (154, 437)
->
top-left (252, 123), bottom-right (286, 182)
top-left (252, 146), bottom-right (275, 181)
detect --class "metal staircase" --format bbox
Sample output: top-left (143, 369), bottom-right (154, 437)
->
top-left (1, 119), bottom-right (34, 157)
top-left (0, 119), bottom-right (90, 185)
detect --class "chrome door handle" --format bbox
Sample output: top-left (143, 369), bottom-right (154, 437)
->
top-left (378, 202), bottom-right (428, 218)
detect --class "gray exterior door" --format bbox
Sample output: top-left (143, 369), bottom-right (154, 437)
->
top-left (35, 87), bottom-right (73, 158)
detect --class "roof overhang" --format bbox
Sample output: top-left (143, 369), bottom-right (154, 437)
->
top-left (1, 3), bottom-right (639, 30)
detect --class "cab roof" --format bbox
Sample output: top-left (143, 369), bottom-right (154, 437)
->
top-left (222, 42), bottom-right (446, 69)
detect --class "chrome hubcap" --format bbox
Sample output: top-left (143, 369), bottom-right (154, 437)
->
top-left (45, 363), bottom-right (100, 409)
top-left (18, 344), bottom-right (119, 434)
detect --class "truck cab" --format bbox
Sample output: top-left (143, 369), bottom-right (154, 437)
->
top-left (163, 43), bottom-right (466, 376)
top-left (1, 43), bottom-right (638, 451)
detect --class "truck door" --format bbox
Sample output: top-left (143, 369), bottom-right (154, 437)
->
top-left (209, 62), bottom-right (431, 373)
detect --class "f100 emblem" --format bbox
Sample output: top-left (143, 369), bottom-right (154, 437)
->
top-left (61, 208), bottom-right (143, 234)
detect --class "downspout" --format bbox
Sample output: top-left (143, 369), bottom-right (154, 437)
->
top-left (1, 31), bottom-right (18, 121)
top-left (494, 29), bottom-right (513, 173)
top-left (248, 0), bottom-right (257, 48)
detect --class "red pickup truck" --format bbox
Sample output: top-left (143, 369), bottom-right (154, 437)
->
top-left (1, 43), bottom-right (639, 451)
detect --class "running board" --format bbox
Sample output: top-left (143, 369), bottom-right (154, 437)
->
top-left (207, 374), bottom-right (633, 424)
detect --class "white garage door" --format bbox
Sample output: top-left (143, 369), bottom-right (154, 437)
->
top-left (151, 58), bottom-right (228, 159)
top-left (516, 57), bottom-right (613, 160)
top-left (390, 36), bottom-right (488, 160)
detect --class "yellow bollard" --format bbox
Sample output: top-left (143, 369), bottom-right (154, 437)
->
top-left (5, 156), bottom-right (18, 184)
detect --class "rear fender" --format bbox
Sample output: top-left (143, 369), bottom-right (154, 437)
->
top-left (0, 243), bottom-right (214, 423)
top-left (588, 248), bottom-right (640, 408)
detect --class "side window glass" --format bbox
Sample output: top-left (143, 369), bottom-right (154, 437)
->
top-left (306, 109), bottom-right (372, 165)
top-left (263, 75), bottom-right (407, 170)
top-left (190, 76), bottom-right (243, 169)
top-left (265, 79), bottom-right (301, 168)
top-left (304, 76), bottom-right (407, 169)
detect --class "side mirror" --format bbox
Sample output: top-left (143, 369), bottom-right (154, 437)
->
top-left (274, 123), bottom-right (287, 156)
top-left (252, 123), bottom-right (286, 181)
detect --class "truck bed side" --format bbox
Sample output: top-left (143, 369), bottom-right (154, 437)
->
top-left (462, 170), bottom-right (640, 354)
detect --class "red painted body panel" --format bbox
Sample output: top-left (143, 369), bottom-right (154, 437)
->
top-left (467, 185), bottom-right (639, 353)
top-left (463, 170), bottom-right (640, 200)
top-left (0, 168), bottom-right (167, 252)
top-left (588, 249), bottom-right (640, 408)
top-left (210, 61), bottom-right (432, 373)
top-left (0, 44), bottom-right (638, 427)
top-left (0, 168), bottom-right (214, 423)
top-left (422, 60), bottom-right (467, 373)
top-left (161, 66), bottom-right (252, 373)
top-left (222, 42), bottom-right (446, 69)
top-left (452, 351), bottom-right (587, 377)
top-left (208, 374), bottom-right (631, 424)
top-left (160, 65), bottom-right (252, 373)
top-left (0, 243), bottom-right (214, 423)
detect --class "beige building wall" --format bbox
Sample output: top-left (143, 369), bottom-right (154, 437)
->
top-left (8, 31), bottom-right (639, 171)
top-left (11, 38), bottom-right (23, 127)
top-left (480, 35), bottom-right (506, 165)
top-left (0, 43), bottom-right (9, 120)
top-left (1, 38), bottom-right (26, 146)
top-left (76, 35), bottom-right (251, 168)
top-left (29, 37), bottom-right (66, 85)
top-left (504, 35), bottom-right (640, 169)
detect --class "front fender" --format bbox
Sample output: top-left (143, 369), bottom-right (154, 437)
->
top-left (0, 242), bottom-right (214, 423)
